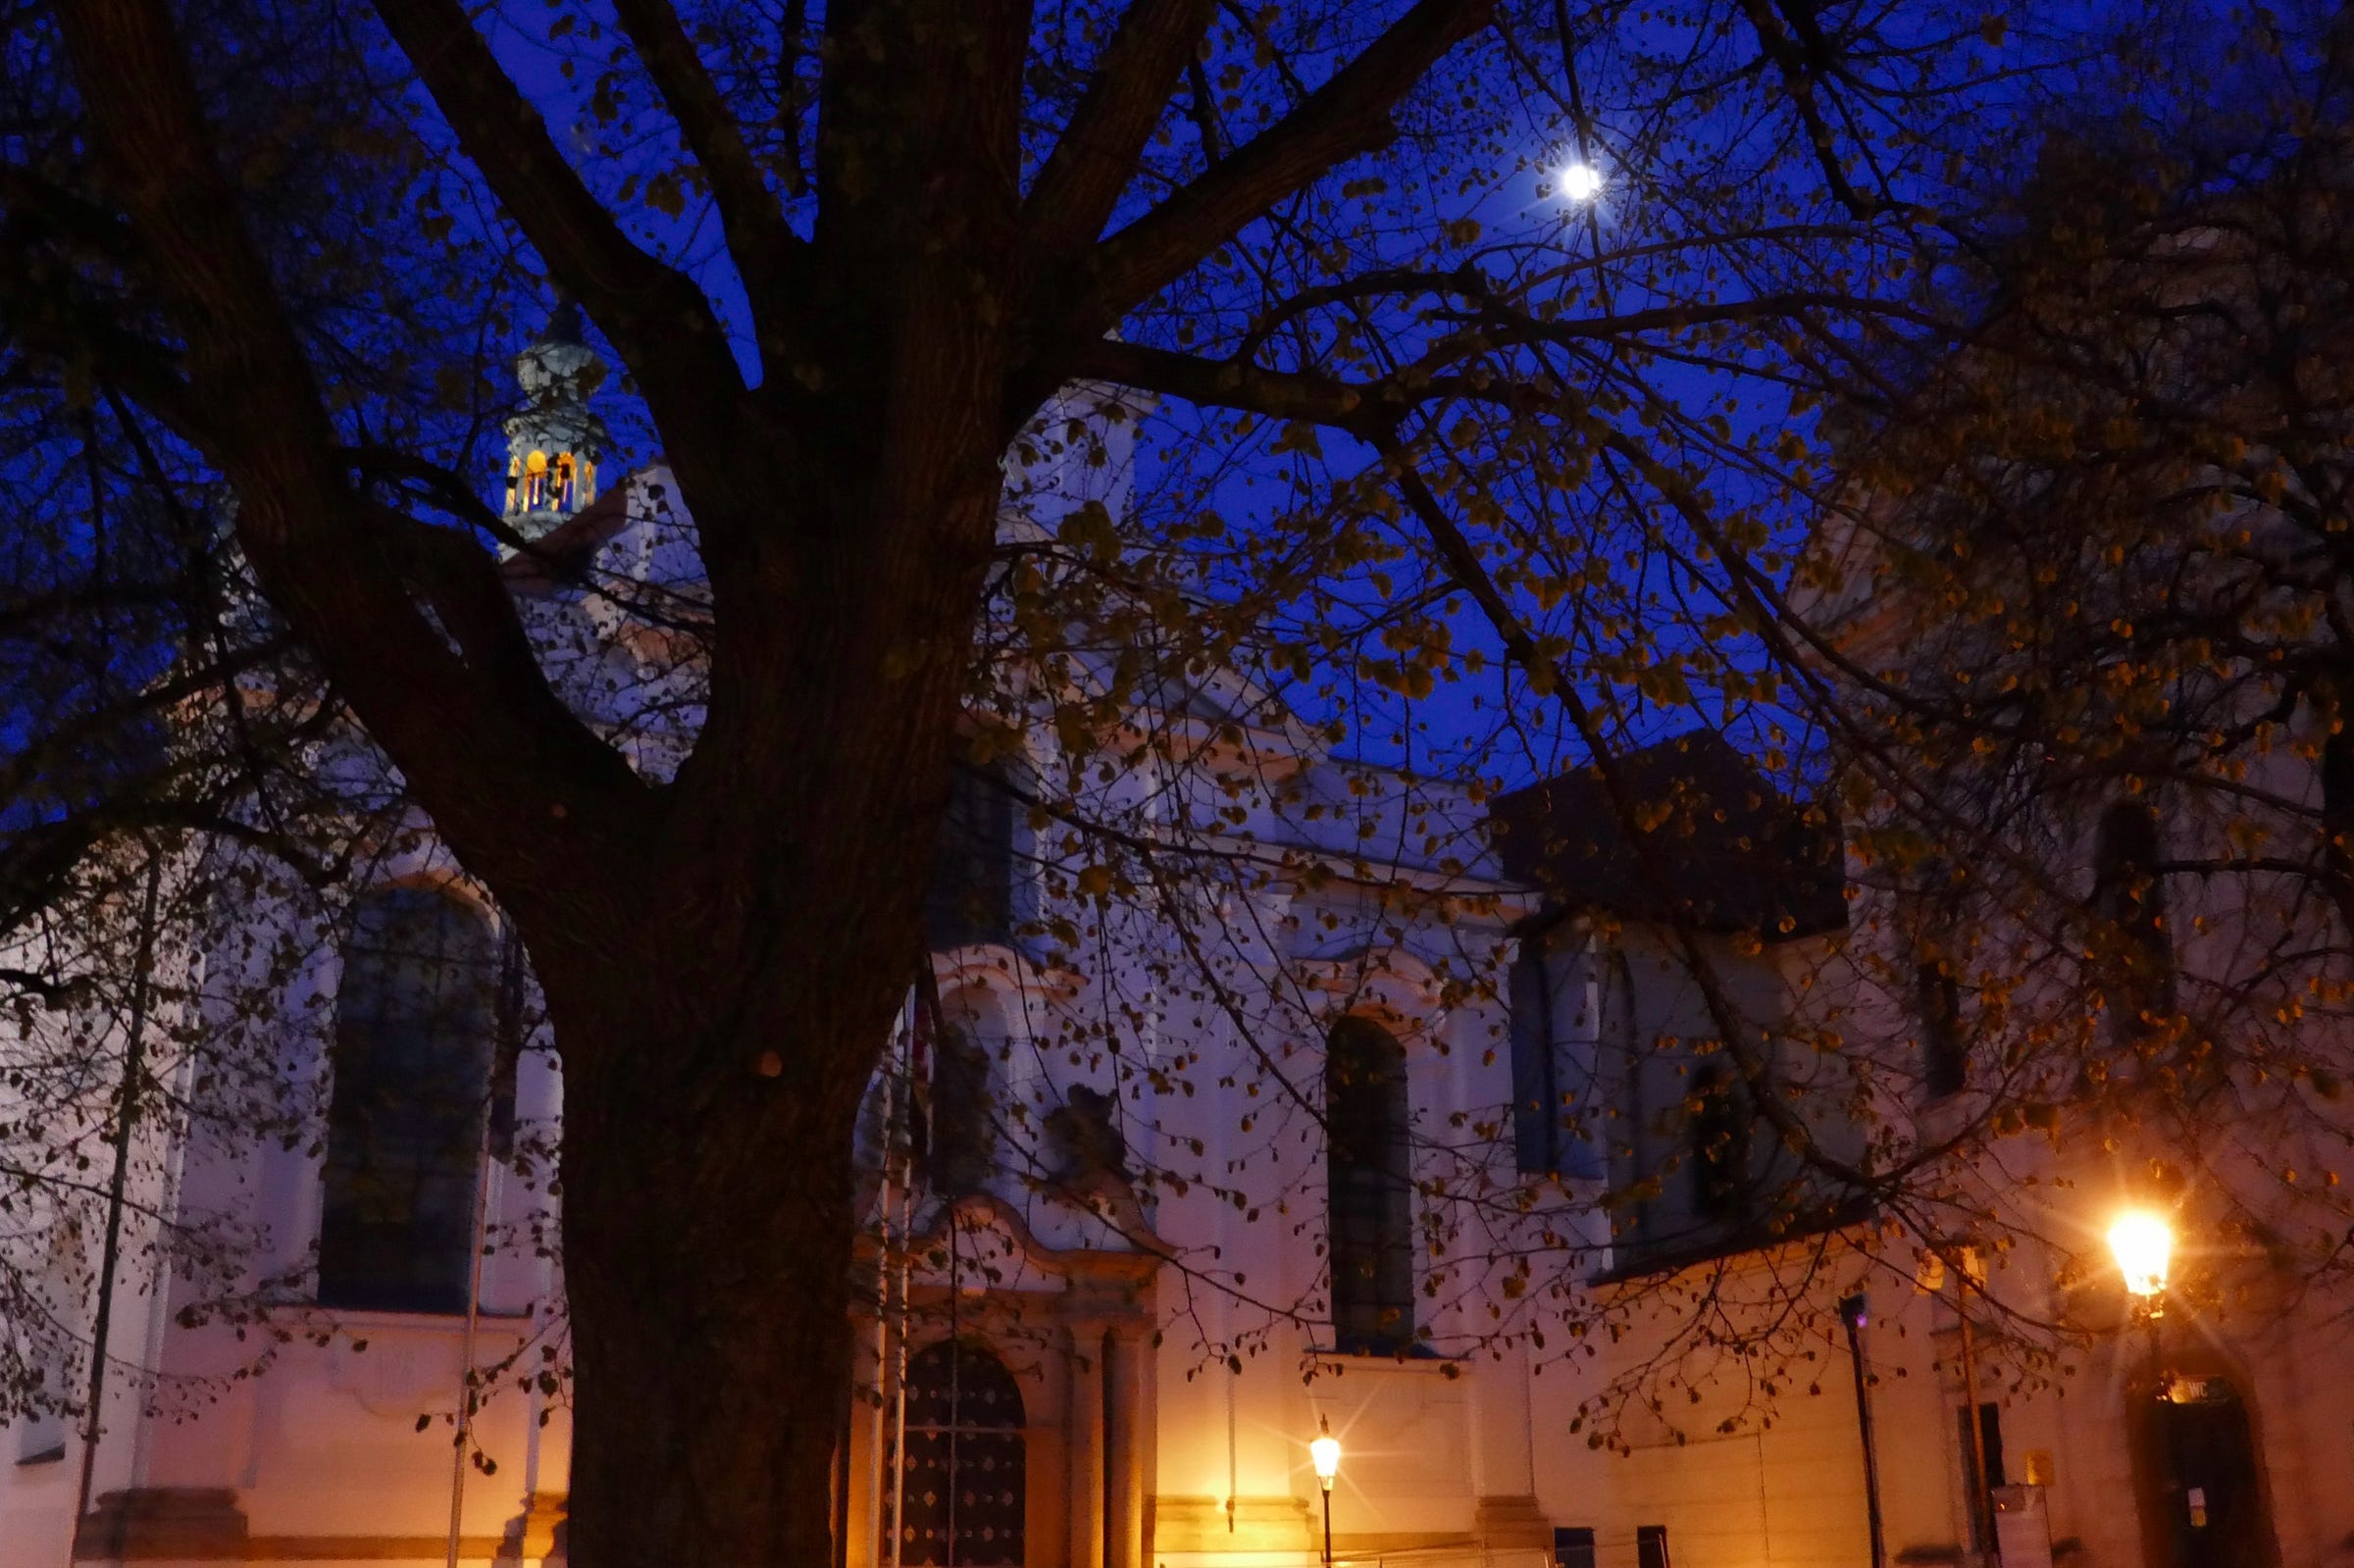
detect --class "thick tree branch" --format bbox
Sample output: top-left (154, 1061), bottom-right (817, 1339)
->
top-left (607, 0), bottom-right (810, 364)
top-left (1064, 0), bottom-right (1494, 333)
top-left (1022, 0), bottom-right (1219, 264)
top-left (0, 170), bottom-right (207, 437)
top-left (370, 0), bottom-right (749, 425)
top-left (1068, 336), bottom-right (1559, 430)
top-left (1734, 0), bottom-right (1881, 220)
top-left (54, 0), bottom-right (651, 919)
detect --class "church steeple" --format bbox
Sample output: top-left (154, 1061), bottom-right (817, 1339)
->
top-left (502, 295), bottom-right (610, 548)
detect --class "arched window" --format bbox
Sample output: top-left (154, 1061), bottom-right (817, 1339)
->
top-left (888, 1340), bottom-right (1026, 1568)
top-left (2094, 800), bottom-right (2175, 1034)
top-left (319, 886), bottom-right (496, 1313)
top-left (1326, 1016), bottom-right (1413, 1353)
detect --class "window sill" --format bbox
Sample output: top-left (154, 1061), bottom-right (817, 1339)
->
top-left (16, 1443), bottom-right (66, 1467)
top-left (268, 1300), bottom-right (537, 1329)
top-left (1305, 1345), bottom-right (1466, 1373)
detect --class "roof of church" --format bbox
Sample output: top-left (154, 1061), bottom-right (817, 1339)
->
top-left (496, 474), bottom-right (640, 590)
top-left (1488, 730), bottom-right (1845, 940)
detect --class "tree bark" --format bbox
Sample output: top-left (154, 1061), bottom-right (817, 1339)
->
top-left (558, 996), bottom-right (867, 1564)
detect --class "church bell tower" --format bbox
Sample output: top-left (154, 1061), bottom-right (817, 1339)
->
top-left (502, 296), bottom-right (610, 548)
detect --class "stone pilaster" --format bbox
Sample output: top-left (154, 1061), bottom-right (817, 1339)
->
top-left (1068, 1325), bottom-right (1106, 1568)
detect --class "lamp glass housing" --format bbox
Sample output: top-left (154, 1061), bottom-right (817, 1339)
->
top-left (1310, 1433), bottom-right (1341, 1486)
top-left (2107, 1210), bottom-right (2174, 1297)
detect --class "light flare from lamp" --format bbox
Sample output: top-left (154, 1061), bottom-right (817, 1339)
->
top-left (2107, 1209), bottom-right (2174, 1298)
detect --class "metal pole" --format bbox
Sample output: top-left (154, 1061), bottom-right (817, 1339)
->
top-left (1320, 1482), bottom-right (1333, 1568)
top-left (1954, 1262), bottom-right (1996, 1564)
top-left (74, 849), bottom-right (164, 1553)
top-left (442, 1066), bottom-right (495, 1568)
top-left (444, 924), bottom-right (519, 1568)
top-left (1839, 1296), bottom-right (1886, 1568)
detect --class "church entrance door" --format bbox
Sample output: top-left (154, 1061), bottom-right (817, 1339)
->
top-left (889, 1340), bottom-right (1028, 1567)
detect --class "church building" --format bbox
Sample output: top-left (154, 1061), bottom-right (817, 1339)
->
top-left (4, 313), bottom-right (2352, 1568)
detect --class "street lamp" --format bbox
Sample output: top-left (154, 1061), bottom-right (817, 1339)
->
top-left (2107, 1210), bottom-right (2173, 1304)
top-left (2108, 1208), bottom-right (2174, 1403)
top-left (1310, 1417), bottom-right (1341, 1568)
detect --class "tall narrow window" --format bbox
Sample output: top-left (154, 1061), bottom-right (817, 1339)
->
top-left (1688, 1063), bottom-right (1751, 1223)
top-left (1509, 945), bottom-right (1558, 1175)
top-left (1918, 960), bottom-right (1967, 1099)
top-left (319, 886), bottom-right (495, 1314)
top-left (1326, 1016), bottom-right (1414, 1353)
top-left (1635, 1525), bottom-right (1672, 1568)
top-left (2325, 721), bottom-right (2354, 869)
top-left (2094, 800), bottom-right (2175, 1035)
top-left (925, 761), bottom-right (1015, 950)
top-left (887, 1340), bottom-right (1026, 1567)
top-left (926, 1024), bottom-right (998, 1196)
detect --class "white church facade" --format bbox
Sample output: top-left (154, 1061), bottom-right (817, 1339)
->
top-left (5, 315), bottom-right (2353, 1568)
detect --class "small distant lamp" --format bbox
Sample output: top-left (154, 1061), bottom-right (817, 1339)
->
top-left (2108, 1211), bottom-right (2174, 1303)
top-left (1311, 1418), bottom-right (1341, 1568)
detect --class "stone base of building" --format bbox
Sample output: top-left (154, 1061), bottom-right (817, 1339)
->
top-left (76, 1489), bottom-right (247, 1559)
top-left (1150, 1493), bottom-right (1314, 1555)
top-left (496, 1492), bottom-right (568, 1565)
top-left (1474, 1493), bottom-right (1554, 1551)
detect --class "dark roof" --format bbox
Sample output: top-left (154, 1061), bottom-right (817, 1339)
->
top-left (1488, 730), bottom-right (1845, 939)
top-left (497, 483), bottom-right (633, 592)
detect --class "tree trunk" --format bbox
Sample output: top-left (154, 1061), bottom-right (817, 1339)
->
top-left (537, 453), bottom-right (1000, 1562)
top-left (555, 981), bottom-right (875, 1565)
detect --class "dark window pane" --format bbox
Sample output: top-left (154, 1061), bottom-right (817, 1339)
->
top-left (1327, 1017), bottom-right (1413, 1353)
top-left (925, 764), bottom-right (1015, 950)
top-left (927, 1025), bottom-right (997, 1195)
top-left (1509, 950), bottom-right (1557, 1174)
top-left (1636, 1525), bottom-right (1671, 1568)
top-left (887, 1341), bottom-right (1026, 1568)
top-left (1553, 1527), bottom-right (1597, 1568)
top-left (318, 887), bottom-right (495, 1314)
top-left (2326, 725), bottom-right (2354, 855)
top-left (2094, 800), bottom-right (2174, 1035)
top-left (1688, 1065), bottom-right (1751, 1222)
top-left (1919, 961), bottom-right (1968, 1099)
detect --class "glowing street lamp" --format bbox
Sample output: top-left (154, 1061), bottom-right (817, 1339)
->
top-left (2108, 1210), bottom-right (2174, 1303)
top-left (1558, 162), bottom-right (1606, 202)
top-left (1311, 1418), bottom-right (1341, 1568)
top-left (2108, 1208), bottom-right (2175, 1406)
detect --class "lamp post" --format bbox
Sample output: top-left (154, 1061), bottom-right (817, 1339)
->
top-left (1310, 1418), bottom-right (1341, 1568)
top-left (1838, 1294), bottom-right (1887, 1568)
top-left (2107, 1209), bottom-right (2174, 1396)
top-left (2109, 1208), bottom-right (2178, 1555)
